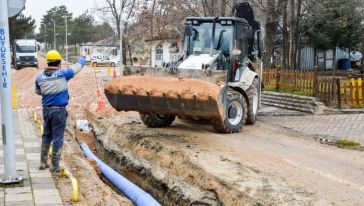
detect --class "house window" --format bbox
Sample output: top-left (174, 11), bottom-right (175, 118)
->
top-left (156, 44), bottom-right (163, 61)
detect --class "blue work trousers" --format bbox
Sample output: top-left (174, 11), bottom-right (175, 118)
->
top-left (42, 107), bottom-right (68, 149)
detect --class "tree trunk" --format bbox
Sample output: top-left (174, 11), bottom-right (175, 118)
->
top-left (127, 43), bottom-right (133, 66)
top-left (332, 47), bottom-right (336, 76)
top-left (289, 0), bottom-right (295, 70)
top-left (294, 0), bottom-right (303, 69)
top-left (264, 21), bottom-right (280, 68)
top-left (282, 0), bottom-right (288, 70)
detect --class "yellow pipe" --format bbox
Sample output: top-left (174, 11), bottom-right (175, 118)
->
top-left (93, 64), bottom-right (97, 74)
top-left (71, 177), bottom-right (78, 201)
top-left (49, 146), bottom-right (52, 156)
top-left (12, 84), bottom-right (16, 109)
top-left (61, 168), bottom-right (78, 202)
top-left (33, 113), bottom-right (37, 123)
top-left (37, 120), bottom-right (40, 129)
top-left (107, 66), bottom-right (110, 77)
top-left (40, 125), bottom-right (44, 136)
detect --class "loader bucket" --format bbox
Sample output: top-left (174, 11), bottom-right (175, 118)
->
top-left (105, 74), bottom-right (227, 119)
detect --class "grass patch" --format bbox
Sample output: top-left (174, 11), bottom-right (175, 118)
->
top-left (336, 139), bottom-right (361, 148)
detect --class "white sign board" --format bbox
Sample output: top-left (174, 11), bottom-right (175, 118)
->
top-left (8, 0), bottom-right (26, 18)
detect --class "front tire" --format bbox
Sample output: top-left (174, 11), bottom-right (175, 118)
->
top-left (246, 78), bottom-right (259, 125)
top-left (140, 113), bottom-right (176, 128)
top-left (211, 91), bottom-right (247, 133)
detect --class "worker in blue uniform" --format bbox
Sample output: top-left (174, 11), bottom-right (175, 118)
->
top-left (35, 50), bottom-right (86, 172)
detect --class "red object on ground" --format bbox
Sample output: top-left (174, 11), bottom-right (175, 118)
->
top-left (96, 89), bottom-right (106, 110)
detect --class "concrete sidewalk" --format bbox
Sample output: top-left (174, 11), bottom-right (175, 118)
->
top-left (0, 110), bottom-right (63, 206)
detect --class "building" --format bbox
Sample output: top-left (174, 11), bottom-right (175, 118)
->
top-left (148, 33), bottom-right (182, 67)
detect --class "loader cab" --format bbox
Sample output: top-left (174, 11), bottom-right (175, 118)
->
top-left (183, 17), bottom-right (252, 72)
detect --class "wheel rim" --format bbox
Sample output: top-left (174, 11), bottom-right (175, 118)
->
top-left (228, 101), bottom-right (243, 126)
top-left (252, 88), bottom-right (258, 116)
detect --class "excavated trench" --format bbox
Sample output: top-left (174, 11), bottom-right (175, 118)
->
top-left (87, 127), bottom-right (222, 206)
top-left (81, 109), bottom-right (320, 206)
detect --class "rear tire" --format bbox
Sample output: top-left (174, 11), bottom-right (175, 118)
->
top-left (92, 62), bottom-right (97, 67)
top-left (139, 113), bottom-right (176, 128)
top-left (246, 78), bottom-right (259, 125)
top-left (211, 91), bottom-right (247, 133)
top-left (110, 62), bottom-right (116, 67)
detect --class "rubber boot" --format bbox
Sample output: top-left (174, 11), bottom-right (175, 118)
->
top-left (39, 144), bottom-right (51, 170)
top-left (50, 147), bottom-right (62, 173)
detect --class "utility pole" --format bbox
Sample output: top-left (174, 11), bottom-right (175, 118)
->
top-left (50, 19), bottom-right (56, 50)
top-left (0, 0), bottom-right (23, 184)
top-left (119, 0), bottom-right (123, 77)
top-left (63, 16), bottom-right (68, 62)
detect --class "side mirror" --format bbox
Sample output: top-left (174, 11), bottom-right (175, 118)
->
top-left (184, 22), bottom-right (193, 37)
top-left (232, 49), bottom-right (241, 56)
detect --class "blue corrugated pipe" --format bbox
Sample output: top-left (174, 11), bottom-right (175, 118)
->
top-left (81, 143), bottom-right (161, 206)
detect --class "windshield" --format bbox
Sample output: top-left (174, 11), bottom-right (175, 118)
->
top-left (15, 44), bottom-right (36, 53)
top-left (184, 22), bottom-right (233, 57)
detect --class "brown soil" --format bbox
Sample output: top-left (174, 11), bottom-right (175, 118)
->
top-left (13, 57), bottom-right (132, 205)
top-left (104, 75), bottom-right (225, 118)
top-left (106, 76), bottom-right (221, 101)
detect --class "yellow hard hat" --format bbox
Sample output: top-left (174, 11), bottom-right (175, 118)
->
top-left (46, 50), bottom-right (62, 61)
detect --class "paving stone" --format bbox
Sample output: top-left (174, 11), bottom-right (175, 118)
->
top-left (5, 193), bottom-right (32, 202)
top-left (32, 182), bottom-right (57, 190)
top-left (15, 162), bottom-right (27, 171)
top-left (23, 143), bottom-right (40, 148)
top-left (5, 201), bottom-right (33, 206)
top-left (5, 187), bottom-right (31, 194)
top-left (15, 149), bottom-right (25, 156)
top-left (30, 177), bottom-right (54, 185)
top-left (33, 189), bottom-right (60, 197)
top-left (30, 172), bottom-right (51, 178)
top-left (14, 139), bottom-right (22, 145)
top-left (24, 148), bottom-right (40, 153)
top-left (34, 195), bottom-right (62, 205)
top-left (264, 113), bottom-right (364, 145)
top-left (26, 153), bottom-right (40, 161)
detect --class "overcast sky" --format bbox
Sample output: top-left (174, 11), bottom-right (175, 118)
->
top-left (23, 0), bottom-right (96, 32)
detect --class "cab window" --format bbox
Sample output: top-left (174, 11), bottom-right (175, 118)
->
top-left (235, 23), bottom-right (248, 64)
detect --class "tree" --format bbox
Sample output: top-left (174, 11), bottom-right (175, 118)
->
top-left (94, 22), bottom-right (115, 41)
top-left (9, 13), bottom-right (36, 44)
top-left (252, 0), bottom-right (287, 68)
top-left (71, 13), bottom-right (96, 45)
top-left (304, 0), bottom-right (364, 74)
top-left (95, 0), bottom-right (140, 65)
top-left (37, 6), bottom-right (73, 51)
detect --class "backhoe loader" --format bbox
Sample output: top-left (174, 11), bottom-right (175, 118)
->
top-left (105, 2), bottom-right (264, 133)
